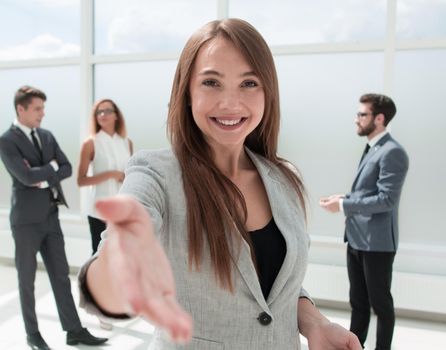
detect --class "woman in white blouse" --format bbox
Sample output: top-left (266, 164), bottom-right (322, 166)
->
top-left (77, 99), bottom-right (133, 255)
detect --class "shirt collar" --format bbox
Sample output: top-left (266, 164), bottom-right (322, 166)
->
top-left (368, 130), bottom-right (388, 148)
top-left (98, 129), bottom-right (118, 139)
top-left (14, 119), bottom-right (34, 137)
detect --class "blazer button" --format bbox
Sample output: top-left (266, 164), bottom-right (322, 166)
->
top-left (257, 312), bottom-right (272, 326)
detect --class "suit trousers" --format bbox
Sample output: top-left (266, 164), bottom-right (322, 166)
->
top-left (12, 205), bottom-right (82, 335)
top-left (87, 216), bottom-right (106, 255)
top-left (347, 244), bottom-right (396, 350)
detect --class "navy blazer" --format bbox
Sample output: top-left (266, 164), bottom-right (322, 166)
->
top-left (343, 133), bottom-right (409, 252)
top-left (0, 124), bottom-right (71, 226)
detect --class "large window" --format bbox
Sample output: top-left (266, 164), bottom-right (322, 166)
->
top-left (0, 0), bottom-right (80, 61)
top-left (94, 61), bottom-right (177, 150)
top-left (94, 0), bottom-right (217, 54)
top-left (393, 49), bottom-right (446, 245)
top-left (0, 0), bottom-right (445, 249)
top-left (276, 52), bottom-right (384, 237)
top-left (229, 0), bottom-right (387, 45)
top-left (397, 0), bottom-right (446, 40)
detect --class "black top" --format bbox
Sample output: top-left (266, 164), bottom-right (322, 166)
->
top-left (249, 218), bottom-right (286, 300)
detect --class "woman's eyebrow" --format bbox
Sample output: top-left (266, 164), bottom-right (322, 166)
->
top-left (199, 69), bottom-right (257, 77)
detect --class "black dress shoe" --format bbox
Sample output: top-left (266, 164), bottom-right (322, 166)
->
top-left (26, 332), bottom-right (51, 350)
top-left (66, 327), bottom-right (108, 346)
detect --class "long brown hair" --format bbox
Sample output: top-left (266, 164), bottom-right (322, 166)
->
top-left (167, 18), bottom-right (306, 291)
top-left (90, 99), bottom-right (127, 137)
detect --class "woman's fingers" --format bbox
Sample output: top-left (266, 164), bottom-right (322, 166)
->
top-left (96, 195), bottom-right (193, 342)
top-left (96, 194), bottom-right (150, 226)
top-left (139, 293), bottom-right (193, 342)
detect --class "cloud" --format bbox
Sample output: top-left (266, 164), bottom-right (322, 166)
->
top-left (322, 3), bottom-right (386, 42)
top-left (101, 0), bottom-right (213, 53)
top-left (0, 34), bottom-right (80, 60)
top-left (228, 0), bottom-right (386, 45)
top-left (397, 0), bottom-right (446, 38)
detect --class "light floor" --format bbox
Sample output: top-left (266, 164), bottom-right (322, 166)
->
top-left (0, 263), bottom-right (445, 350)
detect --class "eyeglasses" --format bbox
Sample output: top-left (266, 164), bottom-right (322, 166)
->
top-left (356, 112), bottom-right (374, 118)
top-left (95, 108), bottom-right (115, 117)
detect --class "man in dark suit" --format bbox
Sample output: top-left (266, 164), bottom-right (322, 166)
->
top-left (320, 93), bottom-right (409, 350)
top-left (0, 86), bottom-right (108, 350)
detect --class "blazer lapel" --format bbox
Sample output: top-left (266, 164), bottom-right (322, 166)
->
top-left (232, 238), bottom-right (270, 311)
top-left (243, 149), bottom-right (299, 306)
top-left (265, 183), bottom-right (298, 305)
top-left (10, 125), bottom-right (42, 161)
top-left (228, 148), bottom-right (269, 309)
top-left (352, 133), bottom-right (391, 189)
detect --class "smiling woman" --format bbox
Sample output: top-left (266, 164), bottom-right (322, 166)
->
top-left (0, 2), bottom-right (445, 348)
top-left (78, 18), bottom-right (362, 350)
top-left (188, 36), bottom-right (265, 150)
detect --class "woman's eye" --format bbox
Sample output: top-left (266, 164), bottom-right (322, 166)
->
top-left (202, 79), bottom-right (219, 87)
top-left (241, 80), bottom-right (259, 88)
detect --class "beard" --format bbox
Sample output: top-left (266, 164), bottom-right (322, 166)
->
top-left (357, 119), bottom-right (376, 136)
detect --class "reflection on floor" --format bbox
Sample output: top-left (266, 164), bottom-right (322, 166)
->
top-left (0, 263), bottom-right (445, 349)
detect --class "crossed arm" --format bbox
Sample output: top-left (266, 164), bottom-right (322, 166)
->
top-left (0, 135), bottom-right (71, 187)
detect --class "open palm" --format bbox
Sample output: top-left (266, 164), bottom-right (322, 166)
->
top-left (95, 195), bottom-right (192, 342)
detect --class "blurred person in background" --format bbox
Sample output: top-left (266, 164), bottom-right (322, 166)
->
top-left (77, 98), bottom-right (133, 330)
top-left (320, 93), bottom-right (409, 350)
top-left (0, 85), bottom-right (107, 350)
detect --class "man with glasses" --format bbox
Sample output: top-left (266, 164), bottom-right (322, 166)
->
top-left (0, 86), bottom-right (108, 349)
top-left (320, 93), bottom-right (409, 350)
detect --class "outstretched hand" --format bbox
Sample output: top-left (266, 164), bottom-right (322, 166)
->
top-left (93, 195), bottom-right (192, 343)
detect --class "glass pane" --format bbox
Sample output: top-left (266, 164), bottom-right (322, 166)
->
top-left (275, 52), bottom-right (384, 242)
top-left (94, 61), bottom-right (177, 150)
top-left (229, 0), bottom-right (387, 45)
top-left (0, 66), bottom-right (81, 212)
top-left (393, 50), bottom-right (446, 245)
top-left (94, 0), bottom-right (217, 54)
top-left (0, 0), bottom-right (80, 61)
top-left (397, 0), bottom-right (446, 39)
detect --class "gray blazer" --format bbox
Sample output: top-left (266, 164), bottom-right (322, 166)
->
top-left (0, 125), bottom-right (70, 226)
top-left (343, 133), bottom-right (409, 252)
top-left (79, 148), bottom-right (311, 350)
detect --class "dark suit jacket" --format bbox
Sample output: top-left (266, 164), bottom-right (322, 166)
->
top-left (0, 124), bottom-right (72, 226)
top-left (343, 133), bottom-right (409, 252)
